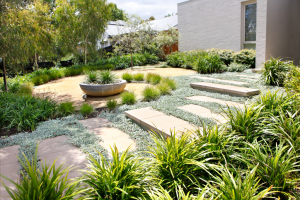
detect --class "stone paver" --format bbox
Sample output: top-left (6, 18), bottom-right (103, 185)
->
top-left (0, 145), bottom-right (20, 200)
top-left (236, 75), bottom-right (258, 79)
top-left (38, 136), bottom-right (88, 176)
top-left (191, 76), bottom-right (247, 85)
top-left (125, 107), bottom-right (196, 137)
top-left (186, 96), bottom-right (243, 108)
top-left (190, 82), bottom-right (260, 97)
top-left (79, 118), bottom-right (136, 153)
top-left (178, 104), bottom-right (226, 123)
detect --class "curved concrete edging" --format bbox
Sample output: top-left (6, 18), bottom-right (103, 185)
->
top-left (79, 79), bottom-right (127, 97)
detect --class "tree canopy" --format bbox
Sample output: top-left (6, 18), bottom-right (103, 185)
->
top-left (109, 3), bottom-right (127, 21)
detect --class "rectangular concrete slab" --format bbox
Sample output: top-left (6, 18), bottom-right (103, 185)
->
top-left (190, 82), bottom-right (260, 97)
top-left (186, 96), bottom-right (243, 108)
top-left (79, 117), bottom-right (111, 129)
top-left (178, 104), bottom-right (226, 123)
top-left (191, 76), bottom-right (247, 85)
top-left (124, 107), bottom-right (195, 137)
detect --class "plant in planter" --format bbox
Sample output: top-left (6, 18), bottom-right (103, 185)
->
top-left (80, 70), bottom-right (127, 97)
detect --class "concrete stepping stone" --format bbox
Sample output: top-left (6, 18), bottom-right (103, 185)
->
top-left (186, 96), bottom-right (243, 108)
top-left (191, 76), bottom-right (247, 85)
top-left (124, 107), bottom-right (195, 137)
top-left (178, 104), bottom-right (226, 123)
top-left (38, 136), bottom-right (88, 179)
top-left (0, 145), bottom-right (20, 200)
top-left (190, 82), bottom-right (260, 97)
top-left (236, 75), bottom-right (258, 79)
top-left (80, 118), bottom-right (136, 153)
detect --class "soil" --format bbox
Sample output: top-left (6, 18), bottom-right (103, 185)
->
top-left (33, 67), bottom-right (197, 109)
top-left (0, 127), bottom-right (19, 138)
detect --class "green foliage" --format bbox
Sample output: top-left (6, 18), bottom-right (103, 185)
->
top-left (17, 82), bottom-right (34, 96)
top-left (0, 144), bottom-right (82, 200)
top-left (148, 132), bottom-right (217, 197)
top-left (160, 78), bottom-right (177, 90)
top-left (143, 86), bottom-right (161, 101)
top-left (285, 65), bottom-right (300, 94)
top-left (156, 83), bottom-right (171, 95)
top-left (79, 103), bottom-right (94, 117)
top-left (86, 71), bottom-right (98, 83)
top-left (109, 3), bottom-right (127, 21)
top-left (121, 91), bottom-right (136, 105)
top-left (233, 49), bottom-right (256, 68)
top-left (0, 92), bottom-right (57, 132)
top-left (99, 70), bottom-right (117, 84)
top-left (106, 99), bottom-right (117, 111)
top-left (146, 73), bottom-right (162, 85)
top-left (57, 101), bottom-right (75, 117)
top-left (238, 141), bottom-right (300, 196)
top-left (81, 146), bottom-right (148, 199)
top-left (261, 57), bottom-right (292, 86)
top-left (194, 53), bottom-right (224, 74)
top-left (212, 165), bottom-right (272, 200)
top-left (122, 72), bottom-right (133, 83)
top-left (226, 62), bottom-right (250, 72)
top-left (133, 73), bottom-right (144, 81)
top-left (31, 74), bottom-right (50, 86)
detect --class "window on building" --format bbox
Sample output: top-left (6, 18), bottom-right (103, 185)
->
top-left (243, 2), bottom-right (257, 50)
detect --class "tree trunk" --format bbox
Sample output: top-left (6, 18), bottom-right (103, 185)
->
top-left (34, 50), bottom-right (38, 69)
top-left (2, 57), bottom-right (8, 92)
top-left (130, 40), bottom-right (133, 69)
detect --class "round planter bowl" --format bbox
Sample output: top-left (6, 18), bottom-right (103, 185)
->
top-left (79, 80), bottom-right (127, 97)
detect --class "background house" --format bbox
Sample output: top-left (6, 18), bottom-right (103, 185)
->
top-left (178, 0), bottom-right (300, 68)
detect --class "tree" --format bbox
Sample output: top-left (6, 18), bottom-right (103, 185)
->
top-left (149, 16), bottom-right (155, 21)
top-left (0, 2), bottom-right (31, 91)
top-left (109, 3), bottom-right (127, 21)
top-left (113, 14), bottom-right (146, 68)
top-left (155, 27), bottom-right (180, 57)
top-left (74, 0), bottom-right (112, 64)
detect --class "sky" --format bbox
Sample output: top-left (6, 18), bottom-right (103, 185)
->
top-left (108, 0), bottom-right (187, 20)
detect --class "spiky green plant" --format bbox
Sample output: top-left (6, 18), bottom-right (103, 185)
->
top-left (156, 83), bottom-right (172, 95)
top-left (160, 78), bottom-right (177, 90)
top-left (121, 91), bottom-right (136, 105)
top-left (122, 73), bottom-right (133, 83)
top-left (147, 131), bottom-right (218, 198)
top-left (86, 71), bottom-right (98, 83)
top-left (99, 70), bottom-right (117, 84)
top-left (57, 101), bottom-right (75, 117)
top-left (0, 144), bottom-right (83, 200)
top-left (133, 73), bottom-right (144, 81)
top-left (79, 103), bottom-right (94, 117)
top-left (143, 86), bottom-right (161, 101)
top-left (211, 165), bottom-right (272, 200)
top-left (222, 104), bottom-right (262, 143)
top-left (81, 146), bottom-right (148, 199)
top-left (146, 73), bottom-right (162, 85)
top-left (237, 141), bottom-right (300, 197)
top-left (17, 82), bottom-right (34, 96)
top-left (106, 99), bottom-right (117, 111)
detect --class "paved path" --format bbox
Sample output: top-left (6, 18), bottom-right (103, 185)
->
top-left (178, 104), bottom-right (226, 123)
top-left (125, 107), bottom-right (195, 137)
top-left (79, 118), bottom-right (136, 154)
top-left (191, 82), bottom-right (260, 97)
top-left (191, 76), bottom-right (247, 85)
top-left (0, 145), bottom-right (20, 200)
top-left (186, 96), bottom-right (243, 108)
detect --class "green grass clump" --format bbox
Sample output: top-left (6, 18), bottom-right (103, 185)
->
top-left (160, 78), bottom-right (177, 90)
top-left (143, 86), bottom-right (160, 101)
top-left (156, 83), bottom-right (171, 95)
top-left (99, 70), bottom-right (117, 84)
top-left (0, 144), bottom-right (82, 199)
top-left (31, 74), bottom-right (50, 86)
top-left (57, 101), bottom-right (75, 117)
top-left (17, 82), bottom-right (34, 96)
top-left (133, 73), bottom-right (144, 81)
top-left (226, 62), bottom-right (250, 72)
top-left (80, 103), bottom-right (94, 117)
top-left (121, 91), bottom-right (136, 105)
top-left (146, 73), bottom-right (162, 85)
top-left (106, 99), bottom-right (117, 111)
top-left (122, 73), bottom-right (133, 83)
top-left (81, 146), bottom-right (148, 199)
top-left (86, 71), bottom-right (98, 83)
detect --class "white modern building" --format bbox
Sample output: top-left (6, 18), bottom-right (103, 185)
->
top-left (178, 0), bottom-right (300, 68)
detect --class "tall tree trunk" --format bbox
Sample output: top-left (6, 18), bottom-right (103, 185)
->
top-left (2, 57), bottom-right (8, 92)
top-left (130, 40), bottom-right (133, 69)
top-left (34, 50), bottom-right (38, 69)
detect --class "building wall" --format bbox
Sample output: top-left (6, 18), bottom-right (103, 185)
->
top-left (178, 0), bottom-right (245, 52)
top-left (264, 0), bottom-right (300, 66)
top-left (256, 0), bottom-right (268, 68)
